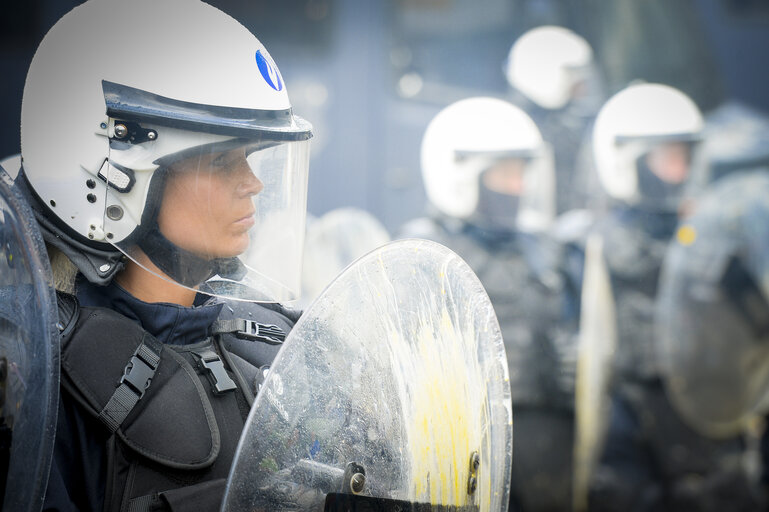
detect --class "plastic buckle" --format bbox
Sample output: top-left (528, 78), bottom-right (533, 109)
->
top-left (120, 354), bottom-right (156, 398)
top-left (199, 354), bottom-right (237, 394)
top-left (235, 319), bottom-right (261, 341)
top-left (236, 320), bottom-right (285, 344)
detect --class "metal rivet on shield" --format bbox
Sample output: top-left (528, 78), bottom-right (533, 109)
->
top-left (350, 473), bottom-right (366, 494)
top-left (470, 452), bottom-right (480, 472)
top-left (114, 124), bottom-right (128, 139)
top-left (99, 264), bottom-right (111, 273)
top-left (147, 130), bottom-right (157, 141)
top-left (467, 451), bottom-right (480, 496)
top-left (467, 476), bottom-right (477, 495)
top-left (106, 205), bottom-right (124, 221)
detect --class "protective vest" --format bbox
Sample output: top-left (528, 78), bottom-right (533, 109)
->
top-left (56, 292), bottom-right (296, 512)
top-left (599, 211), bottom-right (674, 381)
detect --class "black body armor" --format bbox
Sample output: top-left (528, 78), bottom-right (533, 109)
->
top-left (56, 292), bottom-right (296, 512)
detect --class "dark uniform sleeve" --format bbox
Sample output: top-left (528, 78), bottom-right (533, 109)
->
top-left (43, 390), bottom-right (108, 512)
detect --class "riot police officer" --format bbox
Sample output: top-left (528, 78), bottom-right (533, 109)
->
top-left (584, 83), bottom-right (761, 511)
top-left (399, 97), bottom-right (580, 511)
top-left (14, 1), bottom-right (313, 510)
top-left (505, 26), bottom-right (606, 214)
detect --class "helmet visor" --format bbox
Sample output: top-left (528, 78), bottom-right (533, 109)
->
top-left (459, 147), bottom-right (555, 231)
top-left (103, 134), bottom-right (311, 303)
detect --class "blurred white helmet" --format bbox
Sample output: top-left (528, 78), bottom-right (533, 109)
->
top-left (505, 26), bottom-right (594, 110)
top-left (19, 0), bottom-right (313, 302)
top-left (421, 97), bottom-right (555, 232)
top-left (592, 83), bottom-right (703, 208)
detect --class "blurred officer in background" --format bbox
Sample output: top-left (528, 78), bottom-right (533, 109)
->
top-left (584, 83), bottom-right (762, 511)
top-left (505, 25), bottom-right (606, 214)
top-left (399, 96), bottom-right (581, 511)
top-left (12, 0), bottom-right (313, 510)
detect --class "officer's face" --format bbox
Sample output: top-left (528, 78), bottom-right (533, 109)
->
top-left (158, 146), bottom-right (263, 259)
top-left (645, 142), bottom-right (691, 184)
top-left (481, 158), bottom-right (526, 196)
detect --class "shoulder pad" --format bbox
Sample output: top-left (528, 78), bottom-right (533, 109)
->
top-left (216, 300), bottom-right (297, 371)
top-left (61, 306), bottom-right (220, 469)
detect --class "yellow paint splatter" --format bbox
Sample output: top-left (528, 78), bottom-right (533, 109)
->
top-left (676, 224), bottom-right (697, 246)
top-left (385, 305), bottom-right (490, 508)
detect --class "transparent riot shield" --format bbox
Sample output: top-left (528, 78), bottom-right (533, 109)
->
top-left (0, 165), bottom-right (59, 511)
top-left (223, 239), bottom-right (512, 511)
top-left (656, 171), bottom-right (769, 438)
top-left (572, 234), bottom-right (616, 512)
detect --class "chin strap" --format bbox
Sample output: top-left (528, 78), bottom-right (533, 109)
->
top-left (137, 227), bottom-right (246, 288)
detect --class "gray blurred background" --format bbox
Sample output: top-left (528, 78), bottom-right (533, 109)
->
top-left (2, 0), bottom-right (768, 233)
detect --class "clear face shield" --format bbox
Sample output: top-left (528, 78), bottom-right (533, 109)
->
top-left (613, 133), bottom-right (701, 212)
top-left (637, 141), bottom-right (699, 214)
top-left (102, 124), bottom-right (311, 303)
top-left (460, 146), bottom-right (555, 232)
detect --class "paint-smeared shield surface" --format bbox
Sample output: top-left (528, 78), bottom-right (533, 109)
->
top-left (572, 234), bottom-right (616, 512)
top-left (222, 239), bottom-right (512, 511)
top-left (0, 165), bottom-right (59, 512)
top-left (656, 171), bottom-right (769, 438)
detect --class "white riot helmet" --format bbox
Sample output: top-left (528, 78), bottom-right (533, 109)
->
top-left (421, 97), bottom-right (555, 232)
top-left (19, 0), bottom-right (313, 303)
top-left (592, 83), bottom-right (703, 210)
top-left (505, 26), bottom-right (594, 110)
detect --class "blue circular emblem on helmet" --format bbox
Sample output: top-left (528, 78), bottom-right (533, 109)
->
top-left (255, 50), bottom-right (283, 92)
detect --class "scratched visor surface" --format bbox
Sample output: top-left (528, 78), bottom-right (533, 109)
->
top-left (222, 238), bottom-right (512, 511)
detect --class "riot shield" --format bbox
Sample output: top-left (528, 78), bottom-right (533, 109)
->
top-left (0, 165), bottom-right (59, 511)
top-left (572, 234), bottom-right (616, 512)
top-left (222, 239), bottom-right (512, 511)
top-left (656, 171), bottom-right (769, 438)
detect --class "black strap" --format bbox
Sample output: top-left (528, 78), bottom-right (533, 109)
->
top-left (127, 493), bottom-right (163, 512)
top-left (99, 333), bottom-right (163, 433)
top-left (127, 478), bottom-right (227, 512)
top-left (55, 291), bottom-right (80, 343)
top-left (212, 318), bottom-right (286, 344)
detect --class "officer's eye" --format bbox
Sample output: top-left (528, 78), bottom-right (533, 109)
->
top-left (211, 152), bottom-right (231, 168)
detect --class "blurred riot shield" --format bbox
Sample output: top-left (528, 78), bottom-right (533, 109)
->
top-left (0, 156), bottom-right (20, 181)
top-left (0, 164), bottom-right (59, 511)
top-left (656, 171), bottom-right (769, 439)
top-left (572, 234), bottom-right (616, 512)
top-left (223, 239), bottom-right (512, 511)
top-left (300, 207), bottom-right (390, 308)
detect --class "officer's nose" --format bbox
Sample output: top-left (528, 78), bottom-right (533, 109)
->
top-left (235, 162), bottom-right (264, 198)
